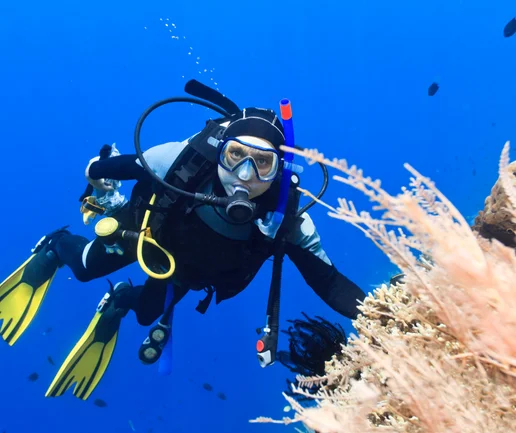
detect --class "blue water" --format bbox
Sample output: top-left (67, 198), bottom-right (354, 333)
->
top-left (0, 0), bottom-right (515, 432)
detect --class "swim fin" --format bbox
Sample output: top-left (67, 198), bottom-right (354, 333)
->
top-left (0, 228), bottom-right (68, 346)
top-left (45, 281), bottom-right (129, 400)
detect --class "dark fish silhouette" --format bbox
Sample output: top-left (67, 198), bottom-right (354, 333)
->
top-left (202, 383), bottom-right (213, 391)
top-left (504, 18), bottom-right (516, 37)
top-left (47, 356), bottom-right (55, 366)
top-left (93, 398), bottom-right (108, 407)
top-left (217, 392), bottom-right (227, 401)
top-left (42, 327), bottom-right (52, 336)
top-left (28, 372), bottom-right (39, 382)
top-left (428, 82), bottom-right (439, 96)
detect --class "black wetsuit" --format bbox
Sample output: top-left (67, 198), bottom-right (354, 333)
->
top-left (50, 144), bottom-right (365, 326)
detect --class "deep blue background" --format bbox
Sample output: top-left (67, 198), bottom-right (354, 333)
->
top-left (0, 1), bottom-right (515, 432)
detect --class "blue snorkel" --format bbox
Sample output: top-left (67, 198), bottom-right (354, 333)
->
top-left (277, 99), bottom-right (295, 219)
top-left (256, 99), bottom-right (302, 239)
top-left (256, 98), bottom-right (301, 368)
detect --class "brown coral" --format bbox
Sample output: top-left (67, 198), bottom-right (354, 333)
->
top-left (472, 146), bottom-right (516, 249)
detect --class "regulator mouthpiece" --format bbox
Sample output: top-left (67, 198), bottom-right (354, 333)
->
top-left (225, 187), bottom-right (256, 223)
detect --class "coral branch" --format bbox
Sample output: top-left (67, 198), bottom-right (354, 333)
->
top-left (256, 142), bottom-right (516, 433)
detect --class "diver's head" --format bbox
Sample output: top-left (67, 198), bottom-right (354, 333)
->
top-left (217, 107), bottom-right (285, 200)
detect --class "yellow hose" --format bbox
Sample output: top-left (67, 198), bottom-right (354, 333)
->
top-left (136, 194), bottom-right (176, 279)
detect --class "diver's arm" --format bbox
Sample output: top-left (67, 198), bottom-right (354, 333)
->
top-left (88, 154), bottom-right (149, 182)
top-left (285, 213), bottom-right (366, 320)
top-left (88, 141), bottom-right (189, 183)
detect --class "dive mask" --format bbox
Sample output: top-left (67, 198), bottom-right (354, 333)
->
top-left (217, 137), bottom-right (280, 182)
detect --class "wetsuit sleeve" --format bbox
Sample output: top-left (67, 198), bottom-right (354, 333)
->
top-left (88, 141), bottom-right (190, 182)
top-left (89, 154), bottom-right (149, 181)
top-left (285, 212), bottom-right (366, 320)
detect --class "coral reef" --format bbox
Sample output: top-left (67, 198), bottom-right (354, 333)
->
top-left (252, 142), bottom-right (516, 433)
top-left (472, 155), bottom-right (516, 249)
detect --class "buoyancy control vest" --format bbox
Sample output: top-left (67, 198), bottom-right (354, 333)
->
top-left (132, 117), bottom-right (303, 305)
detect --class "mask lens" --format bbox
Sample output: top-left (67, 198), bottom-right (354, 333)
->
top-left (220, 139), bottom-right (279, 181)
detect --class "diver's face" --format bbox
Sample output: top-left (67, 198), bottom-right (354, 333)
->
top-left (217, 135), bottom-right (276, 200)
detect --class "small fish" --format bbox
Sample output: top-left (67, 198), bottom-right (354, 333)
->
top-left (93, 398), bottom-right (108, 407)
top-left (504, 18), bottom-right (516, 37)
top-left (216, 392), bottom-right (227, 401)
top-left (428, 82), bottom-right (439, 96)
top-left (202, 383), bottom-right (213, 391)
top-left (47, 356), bottom-right (55, 366)
top-left (28, 372), bottom-right (39, 382)
top-left (157, 415), bottom-right (164, 422)
top-left (42, 327), bottom-right (52, 336)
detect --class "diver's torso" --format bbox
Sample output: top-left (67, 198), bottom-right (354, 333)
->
top-left (153, 180), bottom-right (274, 295)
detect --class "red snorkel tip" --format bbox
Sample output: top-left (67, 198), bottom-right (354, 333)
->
top-left (279, 99), bottom-right (292, 120)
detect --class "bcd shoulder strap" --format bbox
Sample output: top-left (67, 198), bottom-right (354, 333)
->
top-left (144, 120), bottom-right (226, 234)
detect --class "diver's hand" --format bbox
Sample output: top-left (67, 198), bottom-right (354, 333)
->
top-left (85, 156), bottom-right (115, 192)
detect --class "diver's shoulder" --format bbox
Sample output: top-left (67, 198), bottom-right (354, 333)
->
top-left (138, 139), bottom-right (190, 179)
top-left (145, 140), bottom-right (188, 155)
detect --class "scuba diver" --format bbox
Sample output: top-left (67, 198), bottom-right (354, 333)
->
top-left (0, 79), bottom-right (366, 400)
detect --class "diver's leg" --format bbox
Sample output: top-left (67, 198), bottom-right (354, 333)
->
top-left (53, 203), bottom-right (140, 281)
top-left (106, 277), bottom-right (190, 365)
top-left (53, 234), bottom-right (136, 282)
top-left (0, 224), bottom-right (136, 345)
top-left (112, 277), bottom-right (189, 326)
top-left (112, 278), bottom-right (166, 326)
top-left (46, 278), bottom-right (187, 400)
top-left (135, 279), bottom-right (190, 365)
